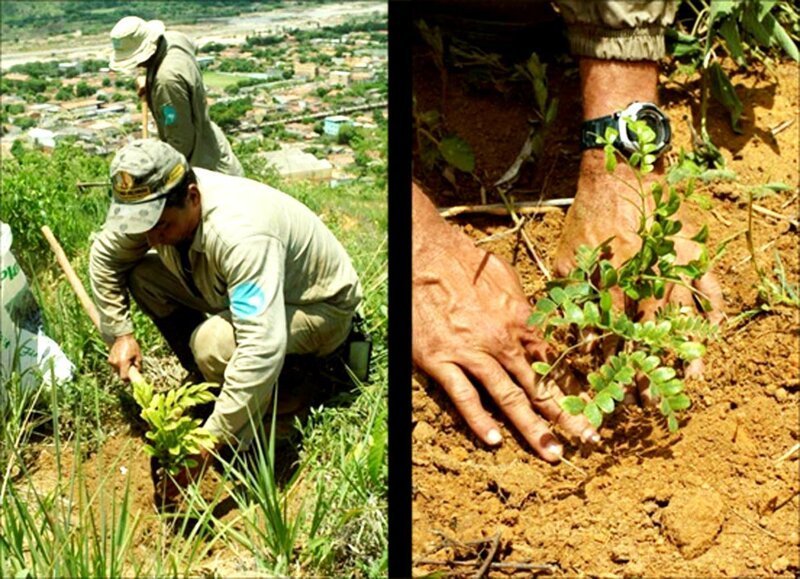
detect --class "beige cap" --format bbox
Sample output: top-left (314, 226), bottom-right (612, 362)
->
top-left (105, 139), bottom-right (189, 235)
top-left (109, 16), bottom-right (165, 72)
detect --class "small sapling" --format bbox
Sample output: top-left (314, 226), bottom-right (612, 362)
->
top-left (131, 373), bottom-right (218, 478)
top-left (529, 120), bottom-right (719, 432)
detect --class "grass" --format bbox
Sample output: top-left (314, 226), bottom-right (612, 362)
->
top-left (202, 70), bottom-right (246, 90)
top-left (0, 114), bottom-right (388, 575)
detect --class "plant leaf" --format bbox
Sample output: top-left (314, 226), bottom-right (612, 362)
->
top-left (535, 297), bottom-right (558, 314)
top-left (532, 362), bottom-right (552, 375)
top-left (583, 401), bottom-right (603, 428)
top-left (710, 0), bottom-right (737, 24)
top-left (561, 395), bottom-right (586, 415)
top-left (709, 62), bottom-right (743, 133)
top-left (719, 17), bottom-right (745, 65)
top-left (439, 136), bottom-right (475, 173)
top-left (691, 224), bottom-right (709, 243)
top-left (668, 393), bottom-right (692, 411)
top-left (595, 391), bottom-right (615, 414)
top-left (676, 341), bottom-right (706, 360)
top-left (528, 310), bottom-right (548, 327)
top-left (667, 414), bottom-right (679, 433)
top-left (549, 286), bottom-right (568, 306)
top-left (606, 382), bottom-right (625, 402)
top-left (563, 301), bottom-right (585, 325)
top-left (650, 366), bottom-right (677, 383)
top-left (761, 12), bottom-right (800, 61)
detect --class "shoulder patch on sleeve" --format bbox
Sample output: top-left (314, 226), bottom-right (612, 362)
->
top-left (230, 282), bottom-right (267, 319)
top-left (161, 103), bottom-right (177, 126)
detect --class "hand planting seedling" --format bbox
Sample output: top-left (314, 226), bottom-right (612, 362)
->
top-left (529, 120), bottom-right (720, 432)
top-left (130, 372), bottom-right (218, 480)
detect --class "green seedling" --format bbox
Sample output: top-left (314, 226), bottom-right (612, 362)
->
top-left (529, 120), bottom-right (719, 432)
top-left (130, 374), bottom-right (217, 477)
top-left (668, 0), bottom-right (799, 168)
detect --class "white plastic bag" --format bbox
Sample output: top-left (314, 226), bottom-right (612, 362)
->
top-left (1, 221), bottom-right (74, 391)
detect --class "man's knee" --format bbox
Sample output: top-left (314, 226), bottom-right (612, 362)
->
top-left (190, 314), bottom-right (236, 383)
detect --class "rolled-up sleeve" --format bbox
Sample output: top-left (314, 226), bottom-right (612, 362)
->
top-left (88, 229), bottom-right (149, 342)
top-left (554, 1), bottom-right (679, 61)
top-left (203, 234), bottom-right (287, 441)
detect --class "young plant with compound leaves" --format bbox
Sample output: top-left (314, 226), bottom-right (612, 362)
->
top-left (131, 374), bottom-right (218, 477)
top-left (529, 120), bottom-right (719, 432)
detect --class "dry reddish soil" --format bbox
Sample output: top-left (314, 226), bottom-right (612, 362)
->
top-left (412, 27), bottom-right (800, 578)
top-left (23, 359), bottom-right (312, 576)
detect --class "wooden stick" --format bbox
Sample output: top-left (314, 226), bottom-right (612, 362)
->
top-left (473, 533), bottom-right (500, 579)
top-left (142, 98), bottom-right (149, 139)
top-left (75, 181), bottom-right (108, 190)
top-left (39, 226), bottom-right (144, 385)
top-left (440, 199), bottom-right (572, 218)
top-left (498, 189), bottom-right (552, 280)
top-left (415, 559), bottom-right (554, 572)
top-left (41, 225), bottom-right (100, 331)
top-left (752, 203), bottom-right (799, 228)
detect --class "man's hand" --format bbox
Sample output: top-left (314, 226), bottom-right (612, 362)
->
top-left (108, 333), bottom-right (142, 381)
top-left (135, 75), bottom-right (147, 98)
top-left (413, 183), bottom-right (599, 462)
top-left (554, 150), bottom-right (724, 323)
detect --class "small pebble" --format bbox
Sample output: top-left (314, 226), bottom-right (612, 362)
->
top-left (771, 555), bottom-right (790, 574)
top-left (413, 421), bottom-right (435, 443)
top-left (775, 388), bottom-right (788, 402)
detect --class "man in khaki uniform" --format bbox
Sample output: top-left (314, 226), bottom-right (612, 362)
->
top-left (109, 16), bottom-right (243, 177)
top-left (89, 140), bottom-right (362, 448)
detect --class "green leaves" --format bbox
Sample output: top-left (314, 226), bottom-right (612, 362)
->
top-left (133, 377), bottom-right (218, 476)
top-left (532, 362), bottom-right (552, 376)
top-left (438, 136), bottom-right (475, 173)
top-left (709, 62), bottom-right (744, 133)
top-left (561, 396), bottom-right (586, 415)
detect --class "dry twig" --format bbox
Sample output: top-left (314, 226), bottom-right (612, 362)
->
top-left (773, 442), bottom-right (800, 464)
top-left (752, 203), bottom-right (799, 229)
top-left (769, 118), bottom-right (795, 138)
top-left (439, 200), bottom-right (570, 218)
top-left (473, 533), bottom-right (501, 579)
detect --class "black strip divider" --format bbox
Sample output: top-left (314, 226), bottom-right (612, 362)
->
top-left (387, 0), bottom-right (412, 577)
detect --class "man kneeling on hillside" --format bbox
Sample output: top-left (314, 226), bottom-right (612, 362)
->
top-left (89, 139), bottom-right (363, 493)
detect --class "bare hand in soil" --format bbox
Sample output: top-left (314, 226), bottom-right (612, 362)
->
top-left (555, 151), bottom-right (724, 324)
top-left (413, 184), bottom-right (599, 462)
top-left (108, 333), bottom-right (143, 381)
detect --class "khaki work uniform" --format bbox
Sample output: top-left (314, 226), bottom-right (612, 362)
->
top-left (145, 32), bottom-right (244, 177)
top-left (89, 169), bottom-right (362, 444)
top-left (554, 0), bottom-right (678, 61)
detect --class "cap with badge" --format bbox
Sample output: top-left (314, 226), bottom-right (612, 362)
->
top-left (109, 16), bottom-right (165, 72)
top-left (105, 139), bottom-right (188, 235)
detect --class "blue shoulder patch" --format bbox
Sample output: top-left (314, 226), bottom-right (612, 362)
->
top-left (230, 282), bottom-right (267, 319)
top-left (161, 103), bottom-right (177, 126)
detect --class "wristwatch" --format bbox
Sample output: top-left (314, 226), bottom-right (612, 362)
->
top-left (580, 101), bottom-right (672, 157)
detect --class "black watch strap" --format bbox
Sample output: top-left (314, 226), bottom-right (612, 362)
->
top-left (580, 114), bottom-right (617, 150)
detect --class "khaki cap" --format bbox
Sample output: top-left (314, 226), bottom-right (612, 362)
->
top-left (109, 16), bottom-right (165, 72)
top-left (105, 139), bottom-right (188, 235)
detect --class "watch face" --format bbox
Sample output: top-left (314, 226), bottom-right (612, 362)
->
top-left (619, 102), bottom-right (671, 155)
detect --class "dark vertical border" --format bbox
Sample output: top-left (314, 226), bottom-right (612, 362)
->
top-left (388, 0), bottom-right (412, 577)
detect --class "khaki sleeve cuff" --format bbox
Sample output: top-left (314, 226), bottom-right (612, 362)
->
top-left (565, 25), bottom-right (667, 61)
top-left (554, 0), bottom-right (678, 61)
